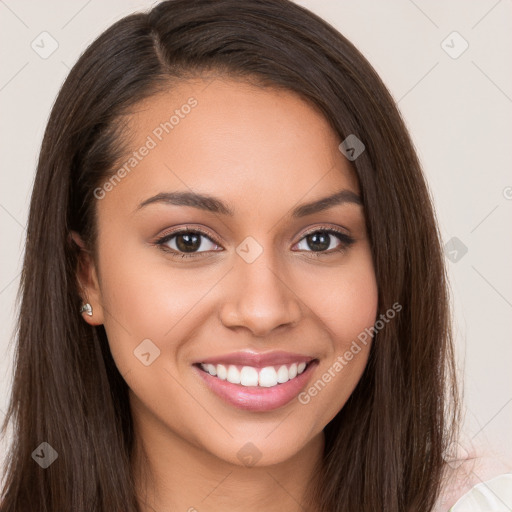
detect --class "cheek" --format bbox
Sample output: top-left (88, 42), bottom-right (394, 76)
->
top-left (326, 264), bottom-right (378, 347)
top-left (297, 244), bottom-right (378, 347)
top-left (95, 239), bottom-right (213, 370)
top-left (294, 245), bottom-right (378, 424)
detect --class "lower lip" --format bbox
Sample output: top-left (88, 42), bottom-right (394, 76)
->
top-left (194, 361), bottom-right (318, 412)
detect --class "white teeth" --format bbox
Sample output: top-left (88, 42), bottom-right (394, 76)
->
top-left (216, 364), bottom-right (227, 380)
top-left (276, 365), bottom-right (289, 383)
top-left (199, 360), bottom-right (311, 388)
top-left (227, 365), bottom-right (241, 384)
top-left (205, 364), bottom-right (217, 376)
top-left (240, 366), bottom-right (259, 387)
top-left (258, 367), bottom-right (278, 387)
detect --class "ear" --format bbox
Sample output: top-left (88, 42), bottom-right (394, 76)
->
top-left (69, 231), bottom-right (105, 326)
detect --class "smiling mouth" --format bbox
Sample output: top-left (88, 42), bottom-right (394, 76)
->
top-left (194, 360), bottom-right (318, 388)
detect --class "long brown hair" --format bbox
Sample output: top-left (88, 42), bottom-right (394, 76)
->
top-left (0, 0), bottom-right (459, 510)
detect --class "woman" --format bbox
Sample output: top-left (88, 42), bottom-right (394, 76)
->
top-left (1, 0), bottom-right (509, 510)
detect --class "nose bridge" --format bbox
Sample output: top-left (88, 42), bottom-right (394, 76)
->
top-left (219, 235), bottom-right (302, 336)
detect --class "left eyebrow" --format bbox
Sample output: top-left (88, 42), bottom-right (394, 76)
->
top-left (291, 189), bottom-right (362, 217)
top-left (133, 188), bottom-right (362, 217)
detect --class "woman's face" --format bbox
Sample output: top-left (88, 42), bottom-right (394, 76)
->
top-left (77, 77), bottom-right (378, 467)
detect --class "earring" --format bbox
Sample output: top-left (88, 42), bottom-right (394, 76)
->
top-left (80, 303), bottom-right (93, 316)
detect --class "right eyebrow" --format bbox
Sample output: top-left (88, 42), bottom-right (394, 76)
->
top-left (134, 191), bottom-right (234, 216)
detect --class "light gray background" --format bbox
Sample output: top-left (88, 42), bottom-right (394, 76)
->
top-left (1, 0), bottom-right (511, 472)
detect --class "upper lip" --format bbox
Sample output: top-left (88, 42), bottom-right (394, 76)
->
top-left (196, 350), bottom-right (315, 367)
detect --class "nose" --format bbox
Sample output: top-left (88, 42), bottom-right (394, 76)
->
top-left (219, 250), bottom-right (303, 338)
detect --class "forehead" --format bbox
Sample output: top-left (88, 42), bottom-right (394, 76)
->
top-left (99, 77), bottom-right (360, 218)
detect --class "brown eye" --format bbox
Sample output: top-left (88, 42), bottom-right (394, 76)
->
top-left (295, 228), bottom-right (355, 255)
top-left (156, 229), bottom-right (221, 258)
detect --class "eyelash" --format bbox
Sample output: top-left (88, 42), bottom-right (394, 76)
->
top-left (154, 225), bottom-right (355, 260)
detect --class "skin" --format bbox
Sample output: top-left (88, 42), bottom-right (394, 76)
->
top-left (73, 76), bottom-right (378, 512)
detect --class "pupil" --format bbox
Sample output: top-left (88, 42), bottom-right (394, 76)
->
top-left (308, 232), bottom-right (329, 251)
top-left (173, 232), bottom-right (331, 253)
top-left (176, 233), bottom-right (200, 252)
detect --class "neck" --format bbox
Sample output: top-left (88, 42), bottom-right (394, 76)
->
top-left (130, 408), bottom-right (325, 512)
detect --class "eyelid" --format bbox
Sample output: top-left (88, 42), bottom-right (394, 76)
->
top-left (292, 224), bottom-right (355, 256)
top-left (154, 225), bottom-right (222, 258)
top-left (297, 223), bottom-right (350, 239)
top-left (155, 224), bottom-right (219, 244)
top-left (154, 223), bottom-right (355, 258)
